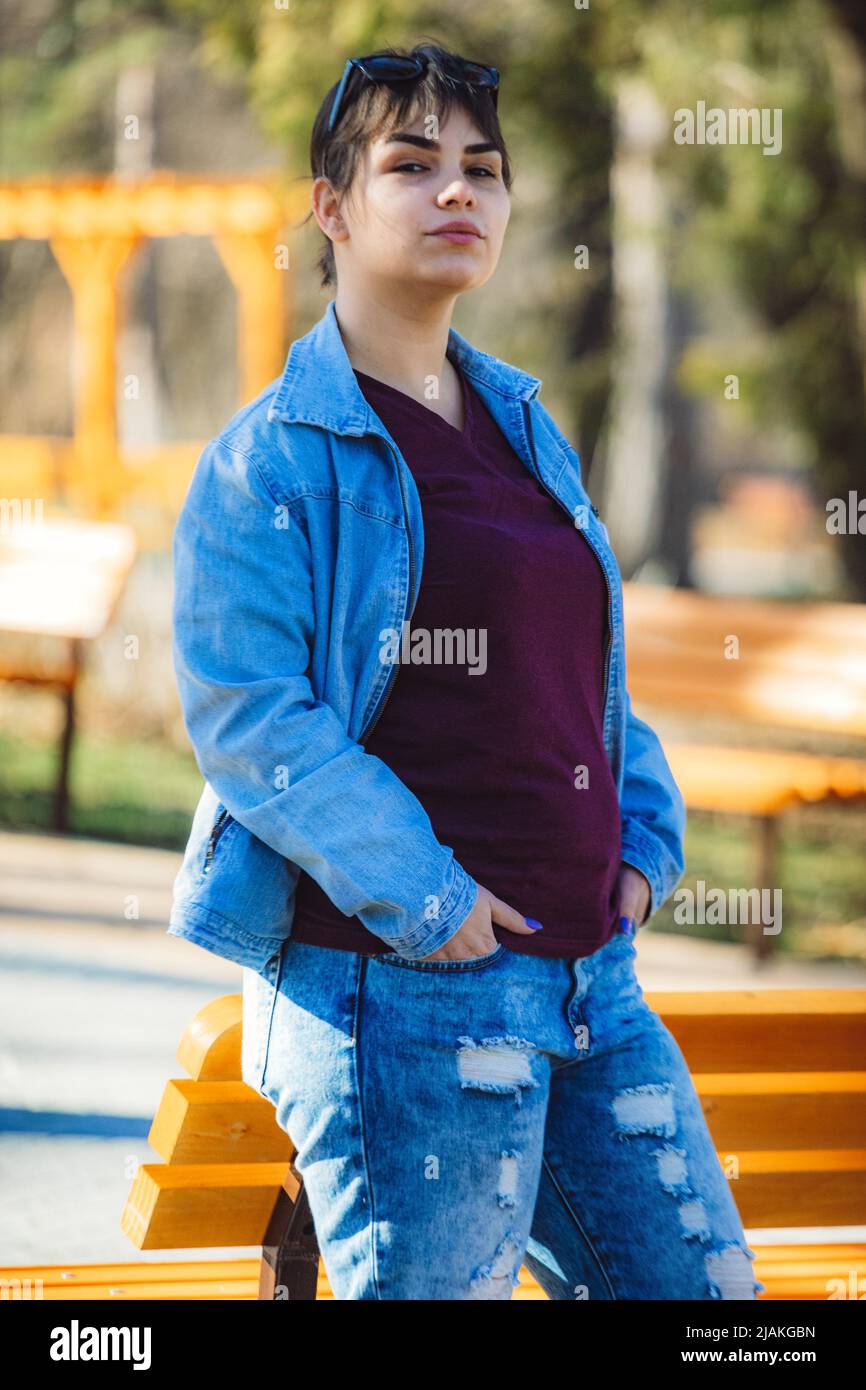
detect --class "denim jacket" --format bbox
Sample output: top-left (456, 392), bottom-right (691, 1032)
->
top-left (169, 297), bottom-right (686, 970)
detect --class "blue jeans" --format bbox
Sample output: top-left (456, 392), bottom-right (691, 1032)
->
top-left (241, 918), bottom-right (765, 1300)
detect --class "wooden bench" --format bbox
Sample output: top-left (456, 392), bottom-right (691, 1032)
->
top-left (54, 986), bottom-right (857, 1301)
top-left (0, 516), bottom-right (137, 829)
top-left (623, 584), bottom-right (866, 955)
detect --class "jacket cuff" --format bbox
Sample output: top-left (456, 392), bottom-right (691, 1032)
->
top-left (620, 820), bottom-right (683, 924)
top-left (382, 860), bottom-right (479, 960)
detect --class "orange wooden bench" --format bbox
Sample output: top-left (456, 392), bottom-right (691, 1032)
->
top-left (24, 987), bottom-right (840, 1301)
top-left (0, 516), bottom-right (136, 829)
top-left (623, 584), bottom-right (866, 953)
top-left (4, 987), bottom-right (862, 1301)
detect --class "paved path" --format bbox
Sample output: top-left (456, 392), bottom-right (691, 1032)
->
top-left (2, 830), bottom-right (864, 1266)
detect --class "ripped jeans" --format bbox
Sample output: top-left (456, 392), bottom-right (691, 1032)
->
top-left (240, 917), bottom-right (765, 1301)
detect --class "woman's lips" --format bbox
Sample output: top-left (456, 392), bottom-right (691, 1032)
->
top-left (430, 229), bottom-right (481, 244)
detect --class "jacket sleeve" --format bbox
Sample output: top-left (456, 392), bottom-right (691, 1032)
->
top-left (171, 435), bottom-right (478, 959)
top-left (618, 687), bottom-right (687, 924)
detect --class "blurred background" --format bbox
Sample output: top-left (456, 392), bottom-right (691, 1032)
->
top-left (1, 0), bottom-right (865, 1268)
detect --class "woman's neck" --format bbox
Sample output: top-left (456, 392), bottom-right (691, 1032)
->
top-left (332, 286), bottom-right (459, 410)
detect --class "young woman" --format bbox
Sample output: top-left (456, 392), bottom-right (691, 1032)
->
top-left (169, 41), bottom-right (764, 1301)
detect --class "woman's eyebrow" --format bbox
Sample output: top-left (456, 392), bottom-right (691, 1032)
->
top-left (383, 132), bottom-right (500, 155)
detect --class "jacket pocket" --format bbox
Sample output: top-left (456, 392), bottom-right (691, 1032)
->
top-left (171, 784), bottom-right (298, 963)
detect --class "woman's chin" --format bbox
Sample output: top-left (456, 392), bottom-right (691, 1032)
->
top-left (407, 257), bottom-right (491, 294)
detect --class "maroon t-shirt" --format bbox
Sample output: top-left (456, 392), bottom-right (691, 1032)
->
top-left (289, 358), bottom-right (623, 958)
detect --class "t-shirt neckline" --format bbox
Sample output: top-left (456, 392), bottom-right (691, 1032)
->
top-left (354, 356), bottom-right (473, 443)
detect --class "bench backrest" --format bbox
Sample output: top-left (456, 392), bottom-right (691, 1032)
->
top-left (622, 583), bottom-right (866, 738)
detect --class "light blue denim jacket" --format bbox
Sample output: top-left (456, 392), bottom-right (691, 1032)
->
top-left (169, 298), bottom-right (686, 971)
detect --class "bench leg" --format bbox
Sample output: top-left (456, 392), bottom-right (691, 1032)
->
top-left (259, 1165), bottom-right (320, 1300)
top-left (748, 814), bottom-right (779, 965)
top-left (53, 678), bottom-right (77, 833)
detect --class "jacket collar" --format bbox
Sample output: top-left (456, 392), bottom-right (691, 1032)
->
top-left (267, 297), bottom-right (541, 435)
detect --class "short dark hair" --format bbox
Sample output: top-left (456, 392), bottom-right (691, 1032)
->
top-left (308, 39), bottom-right (513, 288)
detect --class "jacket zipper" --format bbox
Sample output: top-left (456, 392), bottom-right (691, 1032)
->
top-left (203, 805), bottom-right (230, 871)
top-left (361, 434), bottom-right (416, 741)
top-left (523, 400), bottom-right (612, 720)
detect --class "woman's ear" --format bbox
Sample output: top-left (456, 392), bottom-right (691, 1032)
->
top-left (311, 176), bottom-right (348, 245)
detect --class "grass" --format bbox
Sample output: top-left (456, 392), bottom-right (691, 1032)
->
top-left (654, 807), bottom-right (866, 956)
top-left (0, 729), bottom-right (202, 849)
top-left (1, 728), bottom-right (865, 962)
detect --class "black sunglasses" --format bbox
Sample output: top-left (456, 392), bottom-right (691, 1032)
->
top-left (327, 51), bottom-right (500, 134)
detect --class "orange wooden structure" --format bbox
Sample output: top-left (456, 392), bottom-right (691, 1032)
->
top-left (0, 175), bottom-right (308, 520)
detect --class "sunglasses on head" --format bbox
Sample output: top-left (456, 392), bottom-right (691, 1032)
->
top-left (327, 51), bottom-right (500, 134)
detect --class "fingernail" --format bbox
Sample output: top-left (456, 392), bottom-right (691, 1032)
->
top-left (525, 917), bottom-right (544, 931)
top-left (619, 915), bottom-right (636, 933)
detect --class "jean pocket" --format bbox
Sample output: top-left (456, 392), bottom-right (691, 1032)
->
top-left (373, 941), bottom-right (506, 972)
top-left (592, 924), bottom-right (637, 967)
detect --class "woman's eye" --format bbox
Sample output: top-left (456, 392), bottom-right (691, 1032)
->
top-left (391, 162), bottom-right (498, 179)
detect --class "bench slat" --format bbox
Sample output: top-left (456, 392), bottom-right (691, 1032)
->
top-left (175, 992), bottom-right (866, 1083)
top-left (6, 1251), bottom-right (864, 1301)
top-left (146, 1072), bottom-right (866, 1166)
top-left (148, 1079), bottom-right (294, 1164)
top-left (121, 1163), bottom-right (293, 1250)
top-left (663, 743), bottom-right (866, 816)
top-left (18, 1279), bottom-right (260, 1301)
top-left (652, 992), bottom-right (866, 1073)
top-left (15, 1245), bottom-right (866, 1284)
top-left (121, 1151), bottom-right (866, 1249)
top-left (695, 1072), bottom-right (866, 1149)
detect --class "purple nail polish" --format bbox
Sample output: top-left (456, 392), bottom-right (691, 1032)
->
top-left (525, 917), bottom-right (544, 930)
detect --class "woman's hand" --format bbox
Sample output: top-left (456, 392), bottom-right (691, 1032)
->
top-left (421, 882), bottom-right (541, 961)
top-left (617, 862), bottom-right (651, 928)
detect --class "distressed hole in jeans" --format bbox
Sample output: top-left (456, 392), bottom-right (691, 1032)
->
top-left (497, 1150), bottom-right (519, 1209)
top-left (457, 1035), bottom-right (539, 1107)
top-left (706, 1242), bottom-right (766, 1300)
top-left (469, 1231), bottom-right (523, 1299)
top-left (678, 1196), bottom-right (712, 1243)
top-left (612, 1081), bottom-right (676, 1138)
top-left (651, 1143), bottom-right (692, 1199)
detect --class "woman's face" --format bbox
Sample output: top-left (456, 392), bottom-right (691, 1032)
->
top-left (319, 103), bottom-right (511, 297)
